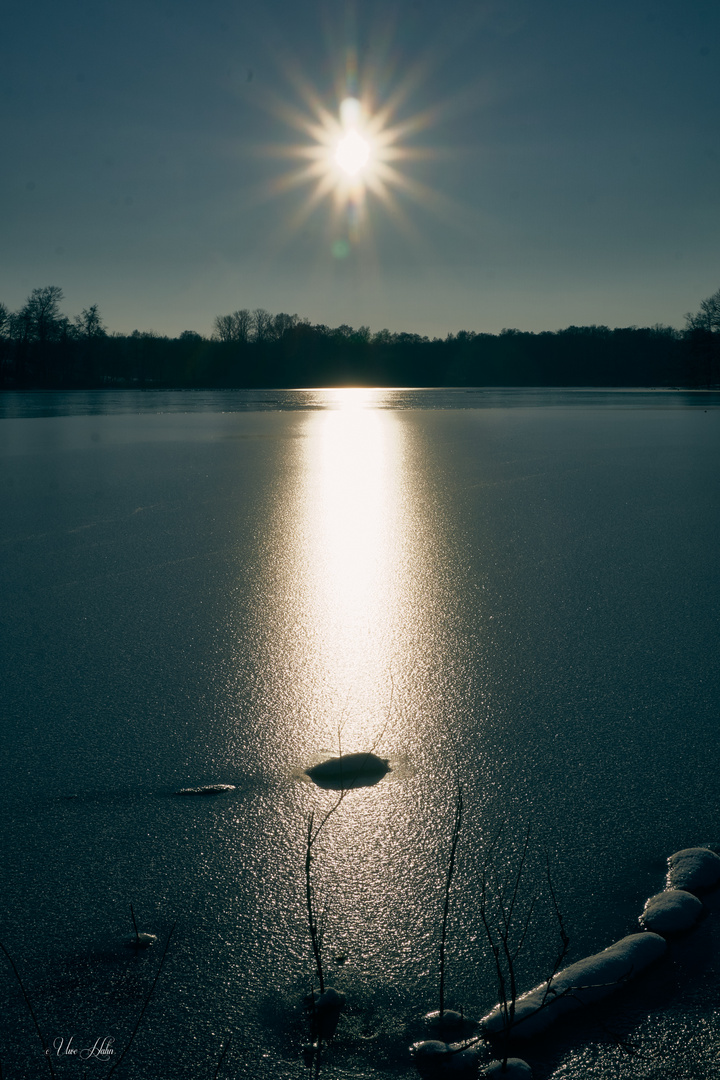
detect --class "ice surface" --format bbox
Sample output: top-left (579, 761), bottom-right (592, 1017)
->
top-left (5, 398), bottom-right (720, 1080)
top-left (666, 847), bottom-right (720, 893)
top-left (639, 889), bottom-right (703, 934)
top-left (481, 932), bottom-right (666, 1039)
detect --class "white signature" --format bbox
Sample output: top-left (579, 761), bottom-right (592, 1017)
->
top-left (48, 1036), bottom-right (115, 1059)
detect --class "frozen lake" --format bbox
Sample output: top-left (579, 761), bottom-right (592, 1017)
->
top-left (1, 388), bottom-right (720, 1079)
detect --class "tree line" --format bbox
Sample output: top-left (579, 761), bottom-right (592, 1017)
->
top-left (1, 285), bottom-right (719, 390)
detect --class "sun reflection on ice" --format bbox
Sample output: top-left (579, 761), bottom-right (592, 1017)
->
top-left (301, 389), bottom-right (404, 746)
top-left (318, 402), bottom-right (389, 634)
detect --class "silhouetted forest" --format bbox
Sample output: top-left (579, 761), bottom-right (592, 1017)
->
top-left (1, 286), bottom-right (719, 390)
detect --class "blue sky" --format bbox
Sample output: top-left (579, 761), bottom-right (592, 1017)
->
top-left (2, 0), bottom-right (719, 337)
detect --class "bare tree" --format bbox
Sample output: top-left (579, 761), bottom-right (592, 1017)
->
top-left (212, 314), bottom-right (235, 342)
top-left (212, 309), bottom-right (252, 343)
top-left (73, 303), bottom-right (107, 340)
top-left (685, 287), bottom-right (720, 333)
top-left (272, 312), bottom-right (298, 340)
top-left (252, 307), bottom-right (273, 343)
top-left (232, 309), bottom-right (252, 342)
top-left (19, 286), bottom-right (65, 343)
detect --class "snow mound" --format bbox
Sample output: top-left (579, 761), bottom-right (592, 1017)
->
top-left (175, 784), bottom-right (236, 796)
top-left (639, 890), bottom-right (703, 934)
top-left (411, 1040), bottom-right (480, 1078)
top-left (481, 932), bottom-right (666, 1039)
top-left (484, 1060), bottom-right (532, 1079)
top-left (306, 752), bottom-right (390, 790)
top-left (666, 848), bottom-right (720, 894)
top-left (425, 1010), bottom-right (469, 1031)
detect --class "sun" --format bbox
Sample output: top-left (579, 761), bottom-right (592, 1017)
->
top-left (266, 86), bottom-right (426, 246)
top-left (314, 94), bottom-right (387, 200)
top-left (257, 45), bottom-right (464, 260)
top-left (335, 127), bottom-right (370, 177)
top-left (334, 98), bottom-right (372, 177)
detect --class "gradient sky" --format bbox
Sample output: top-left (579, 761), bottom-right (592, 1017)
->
top-left (2, 0), bottom-right (719, 338)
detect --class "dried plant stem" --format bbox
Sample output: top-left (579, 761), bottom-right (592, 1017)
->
top-left (304, 677), bottom-right (396, 1005)
top-left (306, 812), bottom-right (326, 994)
top-left (479, 827), bottom-right (572, 1068)
top-left (129, 904), bottom-right (140, 947)
top-left (212, 1035), bottom-right (232, 1080)
top-left (0, 940), bottom-right (56, 1080)
top-left (439, 782), bottom-right (463, 1019)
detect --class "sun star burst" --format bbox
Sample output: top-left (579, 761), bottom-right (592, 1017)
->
top-left (257, 50), bottom-right (466, 262)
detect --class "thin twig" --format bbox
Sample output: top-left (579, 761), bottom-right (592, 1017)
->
top-left (0, 940), bottom-right (56, 1080)
top-left (308, 683), bottom-right (393, 845)
top-left (306, 812), bottom-right (325, 993)
top-left (439, 781), bottom-right (463, 1018)
top-left (538, 850), bottom-right (570, 1006)
top-left (506, 825), bottom-right (531, 928)
top-left (306, 676), bottom-right (396, 873)
top-left (212, 1035), bottom-right (232, 1080)
top-left (508, 968), bottom-right (636, 1035)
top-left (477, 825), bottom-right (541, 1067)
top-left (511, 895), bottom-right (537, 963)
top-left (334, 672), bottom-right (395, 797)
top-left (129, 904), bottom-right (140, 947)
top-left (304, 676), bottom-right (396, 996)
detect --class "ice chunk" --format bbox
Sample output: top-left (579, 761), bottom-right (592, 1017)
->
top-left (666, 848), bottom-right (720, 894)
top-left (481, 932), bottom-right (666, 1039)
top-left (306, 752), bottom-right (390, 790)
top-left (639, 890), bottom-right (703, 934)
top-left (175, 784), bottom-right (236, 795)
top-left (484, 1060), bottom-right (532, 1079)
top-left (124, 932), bottom-right (157, 948)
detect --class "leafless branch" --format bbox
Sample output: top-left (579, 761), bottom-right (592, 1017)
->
top-left (438, 781), bottom-right (463, 1018)
top-left (477, 827), bottom-right (573, 1067)
top-left (129, 904), bottom-right (140, 948)
top-left (304, 675), bottom-right (397, 993)
top-left (212, 1035), bottom-right (232, 1080)
top-left (306, 812), bottom-right (326, 994)
top-left (0, 940), bottom-right (56, 1080)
